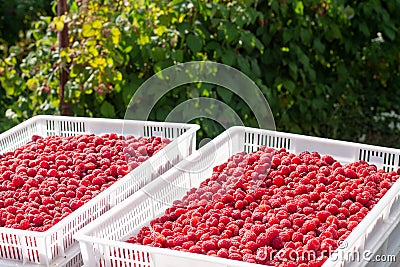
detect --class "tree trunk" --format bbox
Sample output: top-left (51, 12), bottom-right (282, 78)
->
top-left (58, 0), bottom-right (70, 116)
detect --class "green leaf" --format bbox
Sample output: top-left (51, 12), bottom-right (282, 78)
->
top-left (221, 50), bottom-right (236, 65)
top-left (295, 1), bottom-right (304, 15)
top-left (313, 38), bottom-right (325, 53)
top-left (224, 22), bottom-right (240, 44)
top-left (82, 23), bottom-right (96, 37)
top-left (100, 101), bottom-right (116, 118)
top-left (250, 59), bottom-right (261, 78)
top-left (237, 56), bottom-right (251, 76)
top-left (187, 34), bottom-right (203, 53)
top-left (300, 28), bottom-right (311, 45)
top-left (283, 79), bottom-right (296, 93)
top-left (358, 22), bottom-right (370, 37)
top-left (217, 87), bottom-right (233, 103)
top-left (111, 27), bottom-right (121, 44)
top-left (152, 47), bottom-right (166, 61)
top-left (288, 62), bottom-right (298, 80)
top-left (171, 50), bottom-right (184, 62)
top-left (383, 25), bottom-right (396, 41)
top-left (283, 29), bottom-right (292, 44)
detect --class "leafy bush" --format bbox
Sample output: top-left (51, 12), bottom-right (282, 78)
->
top-left (1, 0), bottom-right (400, 147)
top-left (0, 0), bottom-right (52, 49)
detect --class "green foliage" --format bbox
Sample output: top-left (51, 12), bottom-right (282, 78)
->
top-left (1, 0), bottom-right (400, 148)
top-left (0, 0), bottom-right (52, 47)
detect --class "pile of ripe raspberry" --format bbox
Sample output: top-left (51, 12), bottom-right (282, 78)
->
top-left (0, 133), bottom-right (170, 231)
top-left (127, 147), bottom-right (399, 267)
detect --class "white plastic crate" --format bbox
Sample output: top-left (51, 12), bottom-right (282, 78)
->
top-left (74, 126), bottom-right (400, 267)
top-left (0, 115), bottom-right (199, 266)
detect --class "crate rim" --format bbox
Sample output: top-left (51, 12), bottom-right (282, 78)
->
top-left (0, 115), bottom-right (200, 137)
top-left (230, 125), bottom-right (400, 155)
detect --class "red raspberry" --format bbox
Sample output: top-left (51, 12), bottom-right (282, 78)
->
top-left (32, 216), bottom-right (44, 227)
top-left (42, 196), bottom-right (55, 205)
top-left (349, 202), bottom-right (362, 214)
top-left (251, 224), bottom-right (266, 235)
top-left (322, 155), bottom-right (335, 165)
top-left (273, 176), bottom-right (285, 187)
top-left (228, 252), bottom-right (242, 261)
top-left (265, 227), bottom-right (280, 242)
top-left (303, 220), bottom-right (317, 233)
top-left (305, 238), bottom-right (321, 251)
top-left (92, 177), bottom-right (106, 186)
top-left (348, 221), bottom-right (358, 231)
top-left (292, 232), bottom-right (303, 242)
top-left (26, 168), bottom-right (37, 177)
top-left (303, 206), bottom-right (314, 215)
top-left (217, 239), bottom-right (231, 249)
top-left (11, 175), bottom-right (24, 188)
top-left (344, 169), bottom-right (358, 179)
top-left (326, 204), bottom-right (339, 215)
top-left (70, 200), bottom-right (84, 211)
top-left (188, 245), bottom-right (202, 254)
top-left (39, 161), bottom-right (50, 169)
top-left (242, 230), bottom-right (257, 243)
top-left (19, 219), bottom-right (31, 230)
top-left (286, 202), bottom-right (298, 213)
top-left (201, 240), bottom-right (216, 252)
top-left (216, 248), bottom-right (229, 258)
top-left (4, 198), bottom-right (15, 207)
top-left (271, 236), bottom-right (284, 249)
top-left (256, 233), bottom-right (269, 246)
top-left (1, 170), bottom-right (13, 180)
top-left (172, 236), bottom-right (185, 247)
top-left (316, 210), bottom-right (331, 222)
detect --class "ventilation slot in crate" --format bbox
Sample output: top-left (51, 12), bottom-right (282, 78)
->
top-left (359, 149), bottom-right (400, 172)
top-left (46, 120), bottom-right (86, 136)
top-left (244, 132), bottom-right (291, 153)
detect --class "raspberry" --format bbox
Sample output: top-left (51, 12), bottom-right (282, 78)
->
top-left (92, 177), bottom-right (106, 186)
top-left (1, 170), bottom-right (13, 180)
top-left (32, 216), bottom-right (44, 227)
top-left (322, 155), bottom-right (335, 165)
top-left (255, 233), bottom-right (269, 246)
top-left (271, 236), bottom-right (284, 249)
top-left (201, 240), bottom-right (216, 252)
top-left (286, 202), bottom-right (298, 213)
top-left (273, 176), bottom-right (285, 186)
top-left (316, 210), bottom-right (331, 222)
top-left (188, 245), bottom-right (202, 254)
top-left (349, 203), bottom-right (362, 214)
top-left (303, 220), bottom-right (317, 233)
top-left (4, 198), bottom-right (15, 207)
top-left (325, 204), bottom-right (339, 215)
top-left (228, 252), bottom-right (242, 261)
top-left (265, 227), bottom-right (280, 242)
top-left (11, 175), bottom-right (24, 188)
top-left (70, 200), bottom-right (84, 211)
top-left (19, 219), bottom-right (30, 230)
top-left (348, 221), bottom-right (358, 231)
top-left (306, 238), bottom-right (321, 251)
top-left (344, 169), bottom-right (358, 179)
top-left (39, 161), bottom-right (50, 169)
top-left (42, 196), bottom-right (55, 205)
top-left (292, 232), bottom-right (303, 242)
top-left (217, 239), bottom-right (231, 249)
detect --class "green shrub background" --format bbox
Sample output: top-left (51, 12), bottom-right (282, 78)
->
top-left (1, 0), bottom-right (400, 148)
